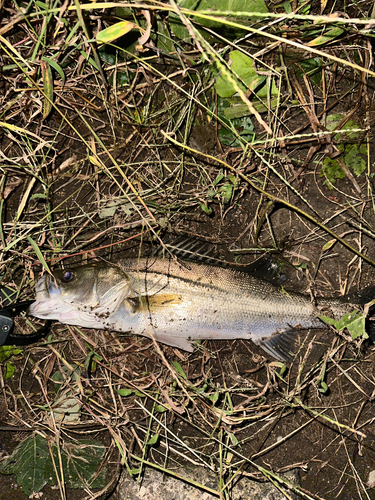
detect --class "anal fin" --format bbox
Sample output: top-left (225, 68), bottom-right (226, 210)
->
top-left (255, 330), bottom-right (297, 362)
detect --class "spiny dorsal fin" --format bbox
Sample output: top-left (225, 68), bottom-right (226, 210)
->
top-left (151, 235), bottom-right (222, 265)
top-left (152, 236), bottom-right (291, 283)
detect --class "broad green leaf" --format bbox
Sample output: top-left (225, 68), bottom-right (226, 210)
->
top-left (295, 57), bottom-right (322, 85)
top-left (169, 0), bottom-right (268, 40)
top-left (216, 54), bottom-right (280, 118)
top-left (321, 114), bottom-right (367, 188)
top-left (0, 434), bottom-right (49, 494)
top-left (152, 17), bottom-right (175, 56)
top-left (319, 311), bottom-right (368, 340)
top-left (215, 50), bottom-right (262, 98)
top-left (0, 434), bottom-right (107, 493)
top-left (99, 199), bottom-right (122, 218)
top-left (320, 158), bottom-right (345, 188)
top-left (46, 439), bottom-right (107, 489)
top-left (218, 115), bottom-right (255, 147)
top-left (96, 21), bottom-right (139, 44)
top-left (52, 391), bottom-right (81, 423)
top-left (344, 144), bottom-right (367, 177)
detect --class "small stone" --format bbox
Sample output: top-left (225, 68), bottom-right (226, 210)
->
top-left (368, 470), bottom-right (375, 488)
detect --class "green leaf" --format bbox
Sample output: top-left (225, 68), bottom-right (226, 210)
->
top-left (0, 434), bottom-right (107, 493)
top-left (221, 183), bottom-right (233, 203)
top-left (319, 311), bottom-right (368, 340)
top-left (155, 404), bottom-right (167, 413)
top-left (217, 115), bottom-right (255, 147)
top-left (42, 57), bottom-right (65, 84)
top-left (152, 17), bottom-right (175, 56)
top-left (169, 0), bottom-right (268, 40)
top-left (27, 236), bottom-right (51, 274)
top-left (84, 350), bottom-right (102, 373)
top-left (320, 158), bottom-right (345, 188)
top-left (96, 21), bottom-right (138, 44)
top-left (52, 391), bottom-right (81, 423)
top-left (4, 361), bottom-right (15, 379)
top-left (147, 434), bottom-right (159, 446)
top-left (295, 57), bottom-right (322, 85)
top-left (172, 361), bottom-right (187, 380)
top-left (46, 439), bottom-right (107, 489)
top-left (200, 202), bottom-right (212, 214)
top-left (211, 391), bottom-right (219, 404)
top-left (30, 193), bottom-right (47, 200)
top-left (318, 381), bottom-right (329, 394)
top-left (344, 144), bottom-right (366, 177)
top-left (0, 434), bottom-right (49, 494)
top-left (282, 1), bottom-right (292, 14)
top-left (134, 390), bottom-right (147, 397)
top-left (215, 50), bottom-right (262, 98)
top-left (117, 388), bottom-right (132, 397)
top-left (320, 115), bottom-right (367, 187)
top-left (322, 239), bottom-right (336, 251)
top-left (0, 346), bottom-right (22, 363)
top-left (41, 60), bottom-right (53, 120)
top-left (308, 27), bottom-right (344, 47)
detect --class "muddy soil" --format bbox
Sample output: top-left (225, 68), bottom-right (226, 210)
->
top-left (1, 7), bottom-right (375, 500)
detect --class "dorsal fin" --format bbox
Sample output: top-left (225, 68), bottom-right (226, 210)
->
top-left (151, 236), bottom-right (290, 284)
top-left (151, 235), bottom-right (222, 265)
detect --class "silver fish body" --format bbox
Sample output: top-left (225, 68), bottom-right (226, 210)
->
top-left (28, 257), bottom-right (356, 360)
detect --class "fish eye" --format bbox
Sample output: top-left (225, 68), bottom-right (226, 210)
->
top-left (62, 270), bottom-right (74, 282)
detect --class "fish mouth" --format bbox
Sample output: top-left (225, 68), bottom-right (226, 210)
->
top-left (34, 275), bottom-right (51, 300)
top-left (28, 275), bottom-right (65, 319)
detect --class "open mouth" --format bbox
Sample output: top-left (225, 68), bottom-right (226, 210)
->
top-left (33, 275), bottom-right (51, 300)
top-left (27, 275), bottom-right (63, 319)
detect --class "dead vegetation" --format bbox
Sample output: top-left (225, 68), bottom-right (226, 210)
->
top-left (1, 0), bottom-right (375, 498)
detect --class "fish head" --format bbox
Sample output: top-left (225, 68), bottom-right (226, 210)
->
top-left (28, 263), bottom-right (133, 328)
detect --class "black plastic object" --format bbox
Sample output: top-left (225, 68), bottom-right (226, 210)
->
top-left (0, 298), bottom-right (51, 346)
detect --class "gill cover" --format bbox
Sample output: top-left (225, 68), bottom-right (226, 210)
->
top-left (29, 263), bottom-right (133, 323)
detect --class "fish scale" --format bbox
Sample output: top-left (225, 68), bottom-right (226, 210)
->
top-left (28, 255), bottom-right (359, 361)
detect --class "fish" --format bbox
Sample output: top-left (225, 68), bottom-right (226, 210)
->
top-left (27, 255), bottom-right (368, 361)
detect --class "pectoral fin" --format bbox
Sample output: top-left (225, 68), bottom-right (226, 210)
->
top-left (128, 293), bottom-right (183, 313)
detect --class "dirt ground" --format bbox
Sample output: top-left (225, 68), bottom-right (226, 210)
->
top-left (1, 1), bottom-right (375, 499)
